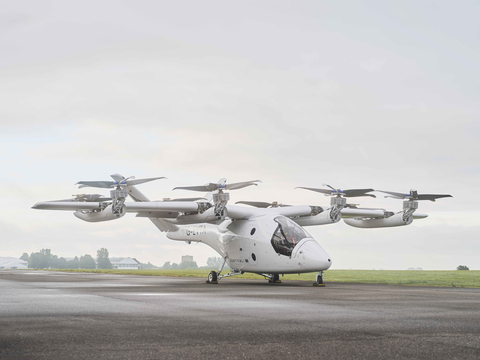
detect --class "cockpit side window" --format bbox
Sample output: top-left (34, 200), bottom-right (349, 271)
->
top-left (271, 216), bottom-right (310, 256)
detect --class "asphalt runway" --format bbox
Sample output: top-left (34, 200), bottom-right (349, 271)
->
top-left (1, 271), bottom-right (479, 359)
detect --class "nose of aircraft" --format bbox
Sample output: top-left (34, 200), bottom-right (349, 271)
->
top-left (297, 239), bottom-right (332, 271)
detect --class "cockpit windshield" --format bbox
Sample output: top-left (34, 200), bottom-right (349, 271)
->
top-left (271, 216), bottom-right (311, 256)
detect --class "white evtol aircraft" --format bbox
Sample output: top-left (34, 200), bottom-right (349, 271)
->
top-left (32, 175), bottom-right (452, 286)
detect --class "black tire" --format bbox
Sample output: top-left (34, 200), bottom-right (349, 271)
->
top-left (269, 274), bottom-right (280, 283)
top-left (316, 273), bottom-right (324, 285)
top-left (208, 271), bottom-right (218, 284)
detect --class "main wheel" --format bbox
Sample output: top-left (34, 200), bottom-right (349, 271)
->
top-left (269, 274), bottom-right (280, 283)
top-left (207, 271), bottom-right (218, 284)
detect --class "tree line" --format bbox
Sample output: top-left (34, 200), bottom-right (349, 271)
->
top-left (21, 248), bottom-right (113, 269)
top-left (20, 251), bottom-right (227, 270)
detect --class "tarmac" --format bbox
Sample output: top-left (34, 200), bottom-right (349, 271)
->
top-left (1, 270), bottom-right (479, 359)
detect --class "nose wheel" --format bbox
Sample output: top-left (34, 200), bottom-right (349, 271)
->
top-left (313, 271), bottom-right (325, 287)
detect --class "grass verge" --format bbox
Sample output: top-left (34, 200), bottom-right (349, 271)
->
top-left (36, 269), bottom-right (480, 288)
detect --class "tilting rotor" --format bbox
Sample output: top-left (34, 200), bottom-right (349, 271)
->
top-left (296, 184), bottom-right (376, 198)
top-left (296, 184), bottom-right (375, 221)
top-left (76, 174), bottom-right (166, 217)
top-left (174, 179), bottom-right (261, 219)
top-left (76, 174), bottom-right (166, 189)
top-left (377, 189), bottom-right (452, 202)
top-left (377, 189), bottom-right (452, 221)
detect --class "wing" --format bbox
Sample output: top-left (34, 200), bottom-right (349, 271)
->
top-left (341, 208), bottom-right (386, 218)
top-left (32, 202), bottom-right (103, 211)
top-left (225, 205), bottom-right (312, 220)
top-left (32, 201), bottom-right (204, 214)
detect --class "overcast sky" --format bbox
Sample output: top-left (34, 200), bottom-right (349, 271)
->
top-left (1, 0), bottom-right (478, 270)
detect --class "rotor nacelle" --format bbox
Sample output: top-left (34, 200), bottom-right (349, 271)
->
top-left (344, 212), bottom-right (413, 228)
top-left (74, 205), bottom-right (125, 222)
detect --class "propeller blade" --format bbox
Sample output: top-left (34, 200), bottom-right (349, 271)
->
top-left (76, 181), bottom-right (115, 189)
top-left (342, 189), bottom-right (376, 198)
top-left (297, 186), bottom-right (375, 198)
top-left (377, 190), bottom-right (452, 201)
top-left (226, 180), bottom-right (262, 190)
top-left (417, 194), bottom-right (453, 202)
top-left (126, 177), bottom-right (166, 186)
top-left (295, 187), bottom-right (333, 195)
top-left (173, 185), bottom-right (213, 192)
top-left (322, 184), bottom-right (337, 192)
top-left (376, 190), bottom-right (407, 199)
top-left (174, 180), bottom-right (261, 192)
top-left (110, 173), bottom-right (125, 182)
top-left (52, 194), bottom-right (112, 202)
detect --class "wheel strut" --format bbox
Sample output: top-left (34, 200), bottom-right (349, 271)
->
top-left (313, 271), bottom-right (325, 287)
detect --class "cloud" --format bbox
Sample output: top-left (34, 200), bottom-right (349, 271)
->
top-left (359, 58), bottom-right (386, 72)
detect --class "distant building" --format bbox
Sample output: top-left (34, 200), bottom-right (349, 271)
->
top-left (110, 257), bottom-right (141, 269)
top-left (0, 257), bottom-right (28, 269)
top-left (182, 255), bottom-right (194, 263)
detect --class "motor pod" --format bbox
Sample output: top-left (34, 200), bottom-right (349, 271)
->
top-left (343, 212), bottom-right (412, 228)
top-left (293, 209), bottom-right (340, 227)
top-left (173, 207), bottom-right (219, 224)
top-left (74, 204), bottom-right (125, 222)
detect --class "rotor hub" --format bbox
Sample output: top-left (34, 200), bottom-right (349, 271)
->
top-left (110, 189), bottom-right (128, 217)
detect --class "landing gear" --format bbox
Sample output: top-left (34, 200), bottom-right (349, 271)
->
top-left (313, 271), bottom-right (325, 287)
top-left (207, 271), bottom-right (218, 284)
top-left (268, 273), bottom-right (281, 283)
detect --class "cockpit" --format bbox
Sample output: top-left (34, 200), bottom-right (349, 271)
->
top-left (271, 216), bottom-right (311, 257)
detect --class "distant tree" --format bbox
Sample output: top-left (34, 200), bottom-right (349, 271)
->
top-left (66, 256), bottom-right (79, 269)
top-left (207, 257), bottom-right (224, 268)
top-left (28, 252), bottom-right (42, 269)
top-left (20, 253), bottom-right (29, 261)
top-left (141, 262), bottom-right (158, 269)
top-left (171, 263), bottom-right (179, 269)
top-left (179, 260), bottom-right (198, 269)
top-left (457, 265), bottom-right (470, 270)
top-left (79, 254), bottom-right (96, 269)
top-left (28, 249), bottom-right (51, 269)
top-left (56, 257), bottom-right (67, 269)
top-left (49, 255), bottom-right (59, 268)
top-left (162, 261), bottom-right (172, 269)
top-left (96, 248), bottom-right (112, 269)
top-left (39, 249), bottom-right (52, 268)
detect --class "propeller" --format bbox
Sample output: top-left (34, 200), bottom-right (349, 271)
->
top-left (76, 174), bottom-right (166, 189)
top-left (53, 194), bottom-right (112, 202)
top-left (173, 178), bottom-right (262, 192)
top-left (235, 201), bottom-right (291, 208)
top-left (296, 184), bottom-right (376, 198)
top-left (377, 189), bottom-right (452, 202)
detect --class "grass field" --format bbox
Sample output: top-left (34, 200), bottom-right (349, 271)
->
top-left (42, 269), bottom-right (480, 288)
